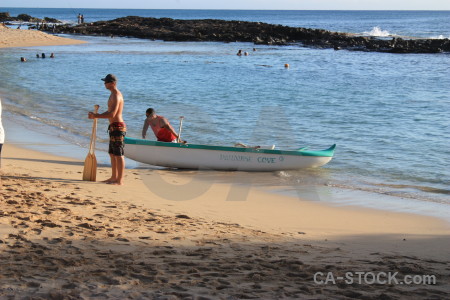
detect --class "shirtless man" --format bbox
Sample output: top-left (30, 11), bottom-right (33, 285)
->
top-left (88, 74), bottom-right (126, 185)
top-left (142, 108), bottom-right (180, 142)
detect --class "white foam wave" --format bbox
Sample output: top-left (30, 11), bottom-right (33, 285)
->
top-left (276, 171), bottom-right (291, 178)
top-left (430, 35), bottom-right (450, 40)
top-left (362, 26), bottom-right (393, 37)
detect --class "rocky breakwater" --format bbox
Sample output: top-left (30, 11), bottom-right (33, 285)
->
top-left (0, 12), bottom-right (60, 26)
top-left (49, 16), bottom-right (450, 54)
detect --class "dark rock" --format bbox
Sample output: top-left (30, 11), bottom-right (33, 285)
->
top-left (0, 12), bottom-right (11, 21)
top-left (0, 12), bottom-right (43, 23)
top-left (2, 13), bottom-right (444, 54)
top-left (44, 17), bottom-right (61, 23)
top-left (17, 14), bottom-right (36, 22)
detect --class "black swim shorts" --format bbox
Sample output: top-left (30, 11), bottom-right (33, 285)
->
top-left (108, 122), bottom-right (126, 156)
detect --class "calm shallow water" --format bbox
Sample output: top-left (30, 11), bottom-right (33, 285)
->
top-left (0, 9), bottom-right (449, 219)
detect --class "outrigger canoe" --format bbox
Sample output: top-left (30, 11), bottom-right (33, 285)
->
top-left (124, 137), bottom-right (335, 171)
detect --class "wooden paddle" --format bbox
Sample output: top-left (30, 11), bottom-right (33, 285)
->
top-left (83, 105), bottom-right (99, 181)
top-left (177, 116), bottom-right (184, 143)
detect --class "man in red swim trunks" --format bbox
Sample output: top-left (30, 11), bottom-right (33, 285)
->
top-left (88, 74), bottom-right (126, 185)
top-left (142, 108), bottom-right (181, 142)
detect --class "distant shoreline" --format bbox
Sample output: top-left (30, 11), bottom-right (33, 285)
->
top-left (47, 16), bottom-right (450, 53)
top-left (2, 8), bottom-right (450, 11)
top-left (2, 10), bottom-right (450, 53)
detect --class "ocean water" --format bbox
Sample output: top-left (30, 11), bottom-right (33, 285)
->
top-left (0, 9), bottom-right (449, 220)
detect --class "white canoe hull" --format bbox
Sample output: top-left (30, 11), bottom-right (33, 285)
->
top-left (125, 138), bottom-right (335, 171)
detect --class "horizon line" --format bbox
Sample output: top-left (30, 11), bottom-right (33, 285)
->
top-left (1, 7), bottom-right (450, 11)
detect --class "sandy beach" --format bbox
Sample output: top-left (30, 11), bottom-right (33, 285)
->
top-left (0, 25), bottom-right (86, 48)
top-left (1, 140), bottom-right (450, 299)
top-left (1, 27), bottom-right (450, 299)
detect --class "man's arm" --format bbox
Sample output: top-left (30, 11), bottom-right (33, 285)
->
top-left (142, 118), bottom-right (149, 139)
top-left (88, 93), bottom-right (120, 119)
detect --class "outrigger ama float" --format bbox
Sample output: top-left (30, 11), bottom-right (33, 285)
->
top-left (124, 137), bottom-right (336, 171)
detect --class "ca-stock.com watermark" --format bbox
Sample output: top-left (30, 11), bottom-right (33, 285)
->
top-left (313, 271), bottom-right (437, 285)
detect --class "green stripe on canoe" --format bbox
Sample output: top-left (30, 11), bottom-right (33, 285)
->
top-left (124, 137), bottom-right (335, 157)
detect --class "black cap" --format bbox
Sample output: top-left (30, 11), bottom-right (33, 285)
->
top-left (101, 74), bottom-right (117, 83)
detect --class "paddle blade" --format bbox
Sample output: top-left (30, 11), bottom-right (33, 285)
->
top-left (82, 153), bottom-right (97, 181)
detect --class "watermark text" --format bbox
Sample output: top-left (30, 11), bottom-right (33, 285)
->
top-left (313, 272), bottom-right (436, 285)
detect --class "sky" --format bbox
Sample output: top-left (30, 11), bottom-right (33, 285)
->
top-left (1, 0), bottom-right (450, 10)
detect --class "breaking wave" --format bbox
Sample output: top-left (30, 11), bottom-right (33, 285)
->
top-left (362, 26), bottom-right (395, 37)
top-left (430, 34), bottom-right (450, 39)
